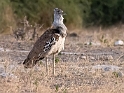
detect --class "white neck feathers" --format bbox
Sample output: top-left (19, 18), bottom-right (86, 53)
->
top-left (52, 14), bottom-right (67, 31)
top-left (53, 14), bottom-right (64, 25)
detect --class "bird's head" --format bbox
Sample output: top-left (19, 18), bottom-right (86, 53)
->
top-left (53, 8), bottom-right (66, 23)
top-left (53, 8), bottom-right (67, 30)
top-left (54, 8), bottom-right (66, 16)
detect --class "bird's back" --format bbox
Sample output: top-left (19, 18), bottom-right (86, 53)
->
top-left (23, 8), bottom-right (67, 68)
top-left (23, 28), bottom-right (65, 68)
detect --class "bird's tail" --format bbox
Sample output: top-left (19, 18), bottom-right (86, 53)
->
top-left (23, 58), bottom-right (37, 68)
top-left (23, 57), bottom-right (44, 68)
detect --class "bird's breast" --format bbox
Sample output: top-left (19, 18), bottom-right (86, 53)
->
top-left (48, 36), bottom-right (65, 55)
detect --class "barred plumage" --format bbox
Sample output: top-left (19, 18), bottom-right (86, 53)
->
top-left (23, 8), bottom-right (67, 75)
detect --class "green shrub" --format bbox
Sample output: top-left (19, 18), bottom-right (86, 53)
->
top-left (80, 0), bottom-right (124, 26)
top-left (0, 0), bottom-right (124, 33)
top-left (11, 0), bottom-right (82, 28)
top-left (0, 0), bottom-right (15, 33)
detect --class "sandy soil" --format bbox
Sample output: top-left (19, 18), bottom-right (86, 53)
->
top-left (0, 28), bottom-right (124, 93)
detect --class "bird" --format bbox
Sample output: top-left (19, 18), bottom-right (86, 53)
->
top-left (23, 8), bottom-right (67, 75)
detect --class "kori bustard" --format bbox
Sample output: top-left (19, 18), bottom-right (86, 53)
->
top-left (23, 8), bottom-right (67, 75)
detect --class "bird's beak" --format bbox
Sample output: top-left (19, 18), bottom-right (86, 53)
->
top-left (62, 13), bottom-right (66, 15)
top-left (61, 10), bottom-right (66, 15)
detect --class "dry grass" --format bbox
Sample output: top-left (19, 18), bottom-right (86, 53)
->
top-left (0, 59), bottom-right (124, 93)
top-left (0, 25), bottom-right (124, 93)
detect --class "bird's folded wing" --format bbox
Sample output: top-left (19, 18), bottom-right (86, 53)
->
top-left (27, 29), bottom-right (60, 59)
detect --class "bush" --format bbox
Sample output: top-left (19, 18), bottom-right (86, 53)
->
top-left (0, 0), bottom-right (124, 33)
top-left (11, 0), bottom-right (82, 28)
top-left (0, 0), bottom-right (15, 33)
top-left (80, 0), bottom-right (124, 26)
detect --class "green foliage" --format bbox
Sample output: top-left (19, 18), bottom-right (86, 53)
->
top-left (62, 88), bottom-right (67, 93)
top-left (112, 71), bottom-right (120, 78)
top-left (0, 0), bottom-right (124, 33)
top-left (55, 84), bottom-right (59, 92)
top-left (55, 57), bottom-right (59, 63)
top-left (33, 78), bottom-right (39, 87)
top-left (10, 0), bottom-right (82, 28)
top-left (0, 0), bottom-right (15, 33)
top-left (81, 0), bottom-right (124, 26)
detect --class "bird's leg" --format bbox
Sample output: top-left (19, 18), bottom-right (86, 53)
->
top-left (53, 54), bottom-right (55, 75)
top-left (46, 57), bottom-right (48, 75)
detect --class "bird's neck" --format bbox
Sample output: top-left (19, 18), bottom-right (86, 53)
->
top-left (53, 14), bottom-right (64, 25)
top-left (52, 14), bottom-right (67, 31)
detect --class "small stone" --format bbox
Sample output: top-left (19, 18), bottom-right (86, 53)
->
top-left (114, 40), bottom-right (124, 46)
top-left (89, 56), bottom-right (95, 60)
top-left (107, 55), bottom-right (113, 61)
top-left (80, 56), bottom-right (87, 60)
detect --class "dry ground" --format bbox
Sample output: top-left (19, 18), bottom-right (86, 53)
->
top-left (0, 26), bottom-right (124, 93)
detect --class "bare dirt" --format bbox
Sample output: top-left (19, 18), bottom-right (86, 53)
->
top-left (0, 27), bottom-right (124, 93)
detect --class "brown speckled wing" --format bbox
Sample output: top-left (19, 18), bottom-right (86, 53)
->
top-left (27, 29), bottom-right (60, 61)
